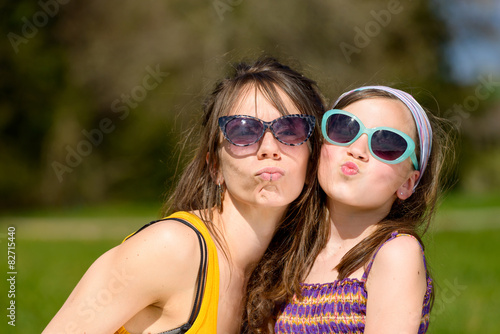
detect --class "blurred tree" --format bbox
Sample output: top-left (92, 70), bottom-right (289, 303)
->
top-left (2, 0), bottom-right (495, 210)
top-left (432, 0), bottom-right (500, 195)
top-left (1, 1), bottom-right (73, 208)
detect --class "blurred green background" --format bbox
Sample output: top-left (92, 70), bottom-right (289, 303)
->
top-left (1, 0), bottom-right (499, 333)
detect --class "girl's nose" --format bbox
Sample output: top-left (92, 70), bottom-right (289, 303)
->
top-left (347, 134), bottom-right (369, 162)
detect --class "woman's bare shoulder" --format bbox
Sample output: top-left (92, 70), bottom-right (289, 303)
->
top-left (41, 219), bottom-right (203, 333)
top-left (115, 219), bottom-right (203, 279)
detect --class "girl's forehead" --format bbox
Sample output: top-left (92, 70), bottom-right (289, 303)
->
top-left (344, 98), bottom-right (415, 129)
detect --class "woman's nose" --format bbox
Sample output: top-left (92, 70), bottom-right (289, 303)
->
top-left (257, 130), bottom-right (281, 159)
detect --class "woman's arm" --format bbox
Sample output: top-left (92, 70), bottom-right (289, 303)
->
top-left (42, 219), bottom-right (201, 334)
top-left (364, 235), bottom-right (427, 334)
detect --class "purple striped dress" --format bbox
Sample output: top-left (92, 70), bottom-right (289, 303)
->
top-left (275, 233), bottom-right (432, 334)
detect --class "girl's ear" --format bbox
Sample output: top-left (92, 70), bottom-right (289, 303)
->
top-left (397, 170), bottom-right (420, 200)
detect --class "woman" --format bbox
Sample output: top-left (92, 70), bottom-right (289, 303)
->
top-left (245, 86), bottom-right (455, 333)
top-left (42, 57), bottom-right (326, 334)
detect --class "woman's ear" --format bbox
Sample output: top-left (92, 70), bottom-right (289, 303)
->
top-left (206, 152), bottom-right (224, 184)
top-left (206, 152), bottom-right (210, 166)
top-left (397, 170), bottom-right (420, 200)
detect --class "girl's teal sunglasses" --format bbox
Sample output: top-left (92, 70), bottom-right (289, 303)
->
top-left (322, 109), bottom-right (419, 170)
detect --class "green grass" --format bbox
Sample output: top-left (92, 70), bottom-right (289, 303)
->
top-left (425, 229), bottom-right (500, 333)
top-left (1, 192), bottom-right (499, 333)
top-left (439, 191), bottom-right (500, 209)
top-left (0, 227), bottom-right (119, 333)
top-left (13, 239), bottom-right (117, 333)
top-left (0, 200), bottom-right (162, 219)
top-left (5, 227), bottom-right (499, 333)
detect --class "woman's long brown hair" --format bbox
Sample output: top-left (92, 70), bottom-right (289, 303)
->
top-left (163, 56), bottom-right (326, 252)
top-left (161, 57), bottom-right (328, 326)
top-left (243, 88), bottom-right (457, 333)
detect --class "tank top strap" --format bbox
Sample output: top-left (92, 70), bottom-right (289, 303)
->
top-left (118, 211), bottom-right (219, 334)
top-left (361, 231), bottom-right (427, 281)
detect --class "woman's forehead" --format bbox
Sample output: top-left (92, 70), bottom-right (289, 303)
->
top-left (227, 84), bottom-right (299, 118)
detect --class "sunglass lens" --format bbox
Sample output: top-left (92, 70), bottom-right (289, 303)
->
top-left (273, 117), bottom-right (310, 145)
top-left (327, 113), bottom-right (359, 144)
top-left (225, 118), bottom-right (263, 145)
top-left (371, 130), bottom-right (408, 161)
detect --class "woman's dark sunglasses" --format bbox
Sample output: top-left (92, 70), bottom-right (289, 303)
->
top-left (321, 109), bottom-right (418, 170)
top-left (218, 114), bottom-right (315, 147)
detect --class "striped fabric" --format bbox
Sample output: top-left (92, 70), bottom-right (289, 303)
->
top-left (275, 233), bottom-right (432, 334)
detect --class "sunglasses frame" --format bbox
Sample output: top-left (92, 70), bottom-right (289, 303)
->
top-left (218, 114), bottom-right (315, 147)
top-left (322, 109), bottom-right (419, 170)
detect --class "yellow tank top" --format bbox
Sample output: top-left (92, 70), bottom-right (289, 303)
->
top-left (115, 211), bottom-right (219, 334)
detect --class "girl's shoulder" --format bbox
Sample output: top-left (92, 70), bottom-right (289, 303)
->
top-left (364, 233), bottom-right (426, 287)
top-left (363, 234), bottom-right (430, 332)
top-left (375, 233), bottom-right (424, 264)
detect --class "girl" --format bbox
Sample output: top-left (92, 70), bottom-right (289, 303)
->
top-left (42, 57), bottom-right (326, 334)
top-left (245, 86), bottom-right (455, 334)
